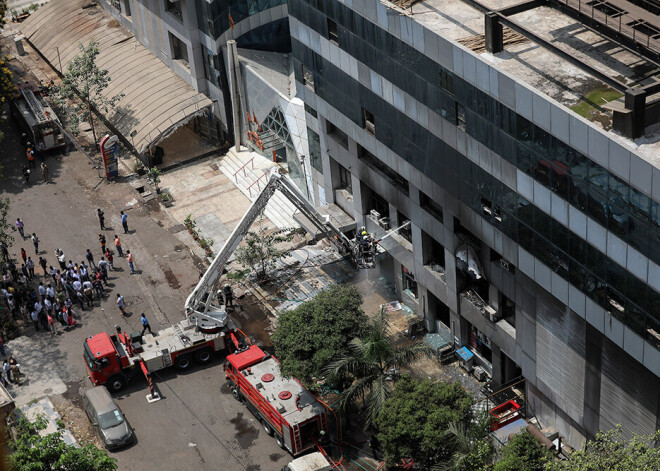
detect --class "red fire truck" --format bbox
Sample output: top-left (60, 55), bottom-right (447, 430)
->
top-left (225, 345), bottom-right (328, 456)
top-left (85, 318), bottom-right (237, 394)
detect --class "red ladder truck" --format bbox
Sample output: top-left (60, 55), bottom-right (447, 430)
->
top-left (225, 345), bottom-right (329, 456)
top-left (85, 170), bottom-right (369, 397)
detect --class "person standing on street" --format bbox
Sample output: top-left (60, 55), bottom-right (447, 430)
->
top-left (97, 209), bottom-right (105, 230)
top-left (26, 257), bottom-right (35, 279)
top-left (0, 335), bottom-right (6, 357)
top-left (85, 249), bottom-right (96, 269)
top-left (26, 147), bottom-right (35, 168)
top-left (98, 233), bottom-right (106, 255)
top-left (140, 313), bottom-right (153, 336)
top-left (56, 249), bottom-right (66, 270)
top-left (31, 233), bottom-right (39, 255)
top-left (41, 162), bottom-right (50, 183)
top-left (22, 165), bottom-right (30, 185)
top-left (114, 235), bottom-right (123, 257)
top-left (116, 294), bottom-right (125, 316)
top-left (98, 259), bottom-right (109, 286)
top-left (20, 248), bottom-right (26, 264)
top-left (121, 211), bottom-right (129, 234)
top-left (126, 250), bottom-right (135, 274)
top-left (47, 313), bottom-right (57, 335)
top-left (15, 218), bottom-right (25, 239)
top-left (31, 309), bottom-right (39, 331)
top-left (38, 257), bottom-right (48, 277)
top-left (223, 284), bottom-right (234, 308)
top-left (105, 248), bottom-right (114, 270)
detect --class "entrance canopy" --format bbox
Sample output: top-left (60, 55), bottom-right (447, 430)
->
top-left (19, 0), bottom-right (213, 154)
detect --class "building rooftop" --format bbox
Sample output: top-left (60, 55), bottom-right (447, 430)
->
top-left (407, 0), bottom-right (660, 164)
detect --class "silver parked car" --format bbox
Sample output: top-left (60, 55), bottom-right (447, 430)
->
top-left (82, 386), bottom-right (135, 449)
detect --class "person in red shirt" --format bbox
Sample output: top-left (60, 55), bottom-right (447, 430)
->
top-left (104, 248), bottom-right (114, 270)
top-left (20, 248), bottom-right (26, 264)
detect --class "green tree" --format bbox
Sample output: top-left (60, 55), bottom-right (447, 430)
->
top-left (546, 427), bottom-right (660, 471)
top-left (375, 375), bottom-right (473, 467)
top-left (234, 219), bottom-right (293, 280)
top-left (0, 55), bottom-right (15, 109)
top-left (492, 430), bottom-right (553, 471)
top-left (0, 197), bottom-right (13, 251)
top-left (431, 414), bottom-right (495, 471)
top-left (53, 41), bottom-right (124, 148)
top-left (273, 284), bottom-right (367, 382)
top-left (326, 310), bottom-right (431, 430)
top-left (8, 416), bottom-right (117, 471)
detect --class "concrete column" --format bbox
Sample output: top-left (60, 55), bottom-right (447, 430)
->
top-left (485, 12), bottom-right (503, 54)
top-left (624, 88), bottom-right (646, 139)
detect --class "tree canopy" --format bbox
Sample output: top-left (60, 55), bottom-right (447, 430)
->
top-left (325, 308), bottom-right (430, 430)
top-left (234, 220), bottom-right (292, 280)
top-left (375, 375), bottom-right (473, 467)
top-left (8, 416), bottom-right (117, 471)
top-left (272, 284), bottom-right (367, 382)
top-left (493, 430), bottom-right (553, 471)
top-left (546, 427), bottom-right (660, 471)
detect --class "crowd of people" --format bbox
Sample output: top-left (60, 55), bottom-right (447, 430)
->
top-left (0, 212), bottom-right (136, 388)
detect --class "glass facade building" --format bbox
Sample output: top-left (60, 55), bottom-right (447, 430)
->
top-left (290, 0), bottom-right (660, 444)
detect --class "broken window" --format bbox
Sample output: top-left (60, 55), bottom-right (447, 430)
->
top-left (166, 0), bottom-right (183, 22)
top-left (338, 163), bottom-right (352, 193)
top-left (327, 18), bottom-right (338, 44)
top-left (170, 33), bottom-right (189, 66)
top-left (302, 65), bottom-right (315, 92)
top-left (362, 108), bottom-right (375, 136)
top-left (402, 266), bottom-right (418, 298)
top-left (455, 102), bottom-right (466, 131)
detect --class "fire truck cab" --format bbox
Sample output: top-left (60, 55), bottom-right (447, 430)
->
top-left (225, 345), bottom-right (328, 456)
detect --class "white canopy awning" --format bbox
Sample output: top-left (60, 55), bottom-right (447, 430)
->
top-left (20, 0), bottom-right (213, 153)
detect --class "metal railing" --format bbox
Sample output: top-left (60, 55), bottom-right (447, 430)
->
top-left (232, 157), bottom-right (254, 182)
top-left (247, 170), bottom-right (269, 198)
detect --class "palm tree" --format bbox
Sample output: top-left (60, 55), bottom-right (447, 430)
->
top-left (325, 308), bottom-right (431, 430)
top-left (431, 413), bottom-right (495, 471)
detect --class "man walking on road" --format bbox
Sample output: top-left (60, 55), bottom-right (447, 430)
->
top-left (26, 257), bottom-right (34, 279)
top-left (116, 294), bottom-right (125, 316)
top-left (114, 235), bottom-right (123, 257)
top-left (15, 219), bottom-right (25, 239)
top-left (55, 249), bottom-right (66, 270)
top-left (140, 313), bottom-right (153, 336)
top-left (120, 211), bottom-right (129, 234)
top-left (22, 165), bottom-right (30, 185)
top-left (97, 209), bottom-right (105, 230)
top-left (31, 233), bottom-right (39, 255)
top-left (41, 162), bottom-right (50, 183)
top-left (126, 250), bottom-right (135, 274)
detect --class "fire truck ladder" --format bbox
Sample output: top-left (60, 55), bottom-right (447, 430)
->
top-left (21, 87), bottom-right (48, 124)
top-left (185, 170), bottom-right (358, 323)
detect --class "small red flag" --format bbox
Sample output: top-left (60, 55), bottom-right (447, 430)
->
top-left (228, 12), bottom-right (234, 29)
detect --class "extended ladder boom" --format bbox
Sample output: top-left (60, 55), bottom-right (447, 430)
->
top-left (185, 170), bottom-right (355, 324)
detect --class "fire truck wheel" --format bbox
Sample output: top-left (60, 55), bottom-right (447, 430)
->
top-left (194, 349), bottom-right (212, 364)
top-left (107, 374), bottom-right (126, 392)
top-left (231, 387), bottom-right (243, 402)
top-left (275, 434), bottom-right (285, 449)
top-left (174, 355), bottom-right (192, 370)
top-left (261, 420), bottom-right (274, 436)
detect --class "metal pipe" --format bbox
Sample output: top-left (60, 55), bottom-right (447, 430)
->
top-left (230, 40), bottom-right (248, 150)
top-left (226, 40), bottom-right (241, 152)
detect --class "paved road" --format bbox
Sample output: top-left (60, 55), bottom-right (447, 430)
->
top-left (0, 110), bottom-right (290, 470)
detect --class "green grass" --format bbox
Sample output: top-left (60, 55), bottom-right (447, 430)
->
top-left (570, 87), bottom-right (623, 119)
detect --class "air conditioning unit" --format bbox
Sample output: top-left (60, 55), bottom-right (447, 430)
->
top-left (365, 121), bottom-right (376, 135)
top-left (378, 217), bottom-right (390, 230)
top-left (369, 209), bottom-right (380, 221)
top-left (500, 258), bottom-right (515, 273)
top-left (484, 305), bottom-right (499, 322)
top-left (473, 366), bottom-right (487, 382)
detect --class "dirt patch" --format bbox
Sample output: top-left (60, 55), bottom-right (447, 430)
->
top-left (50, 393), bottom-right (103, 448)
top-left (160, 264), bottom-right (181, 289)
